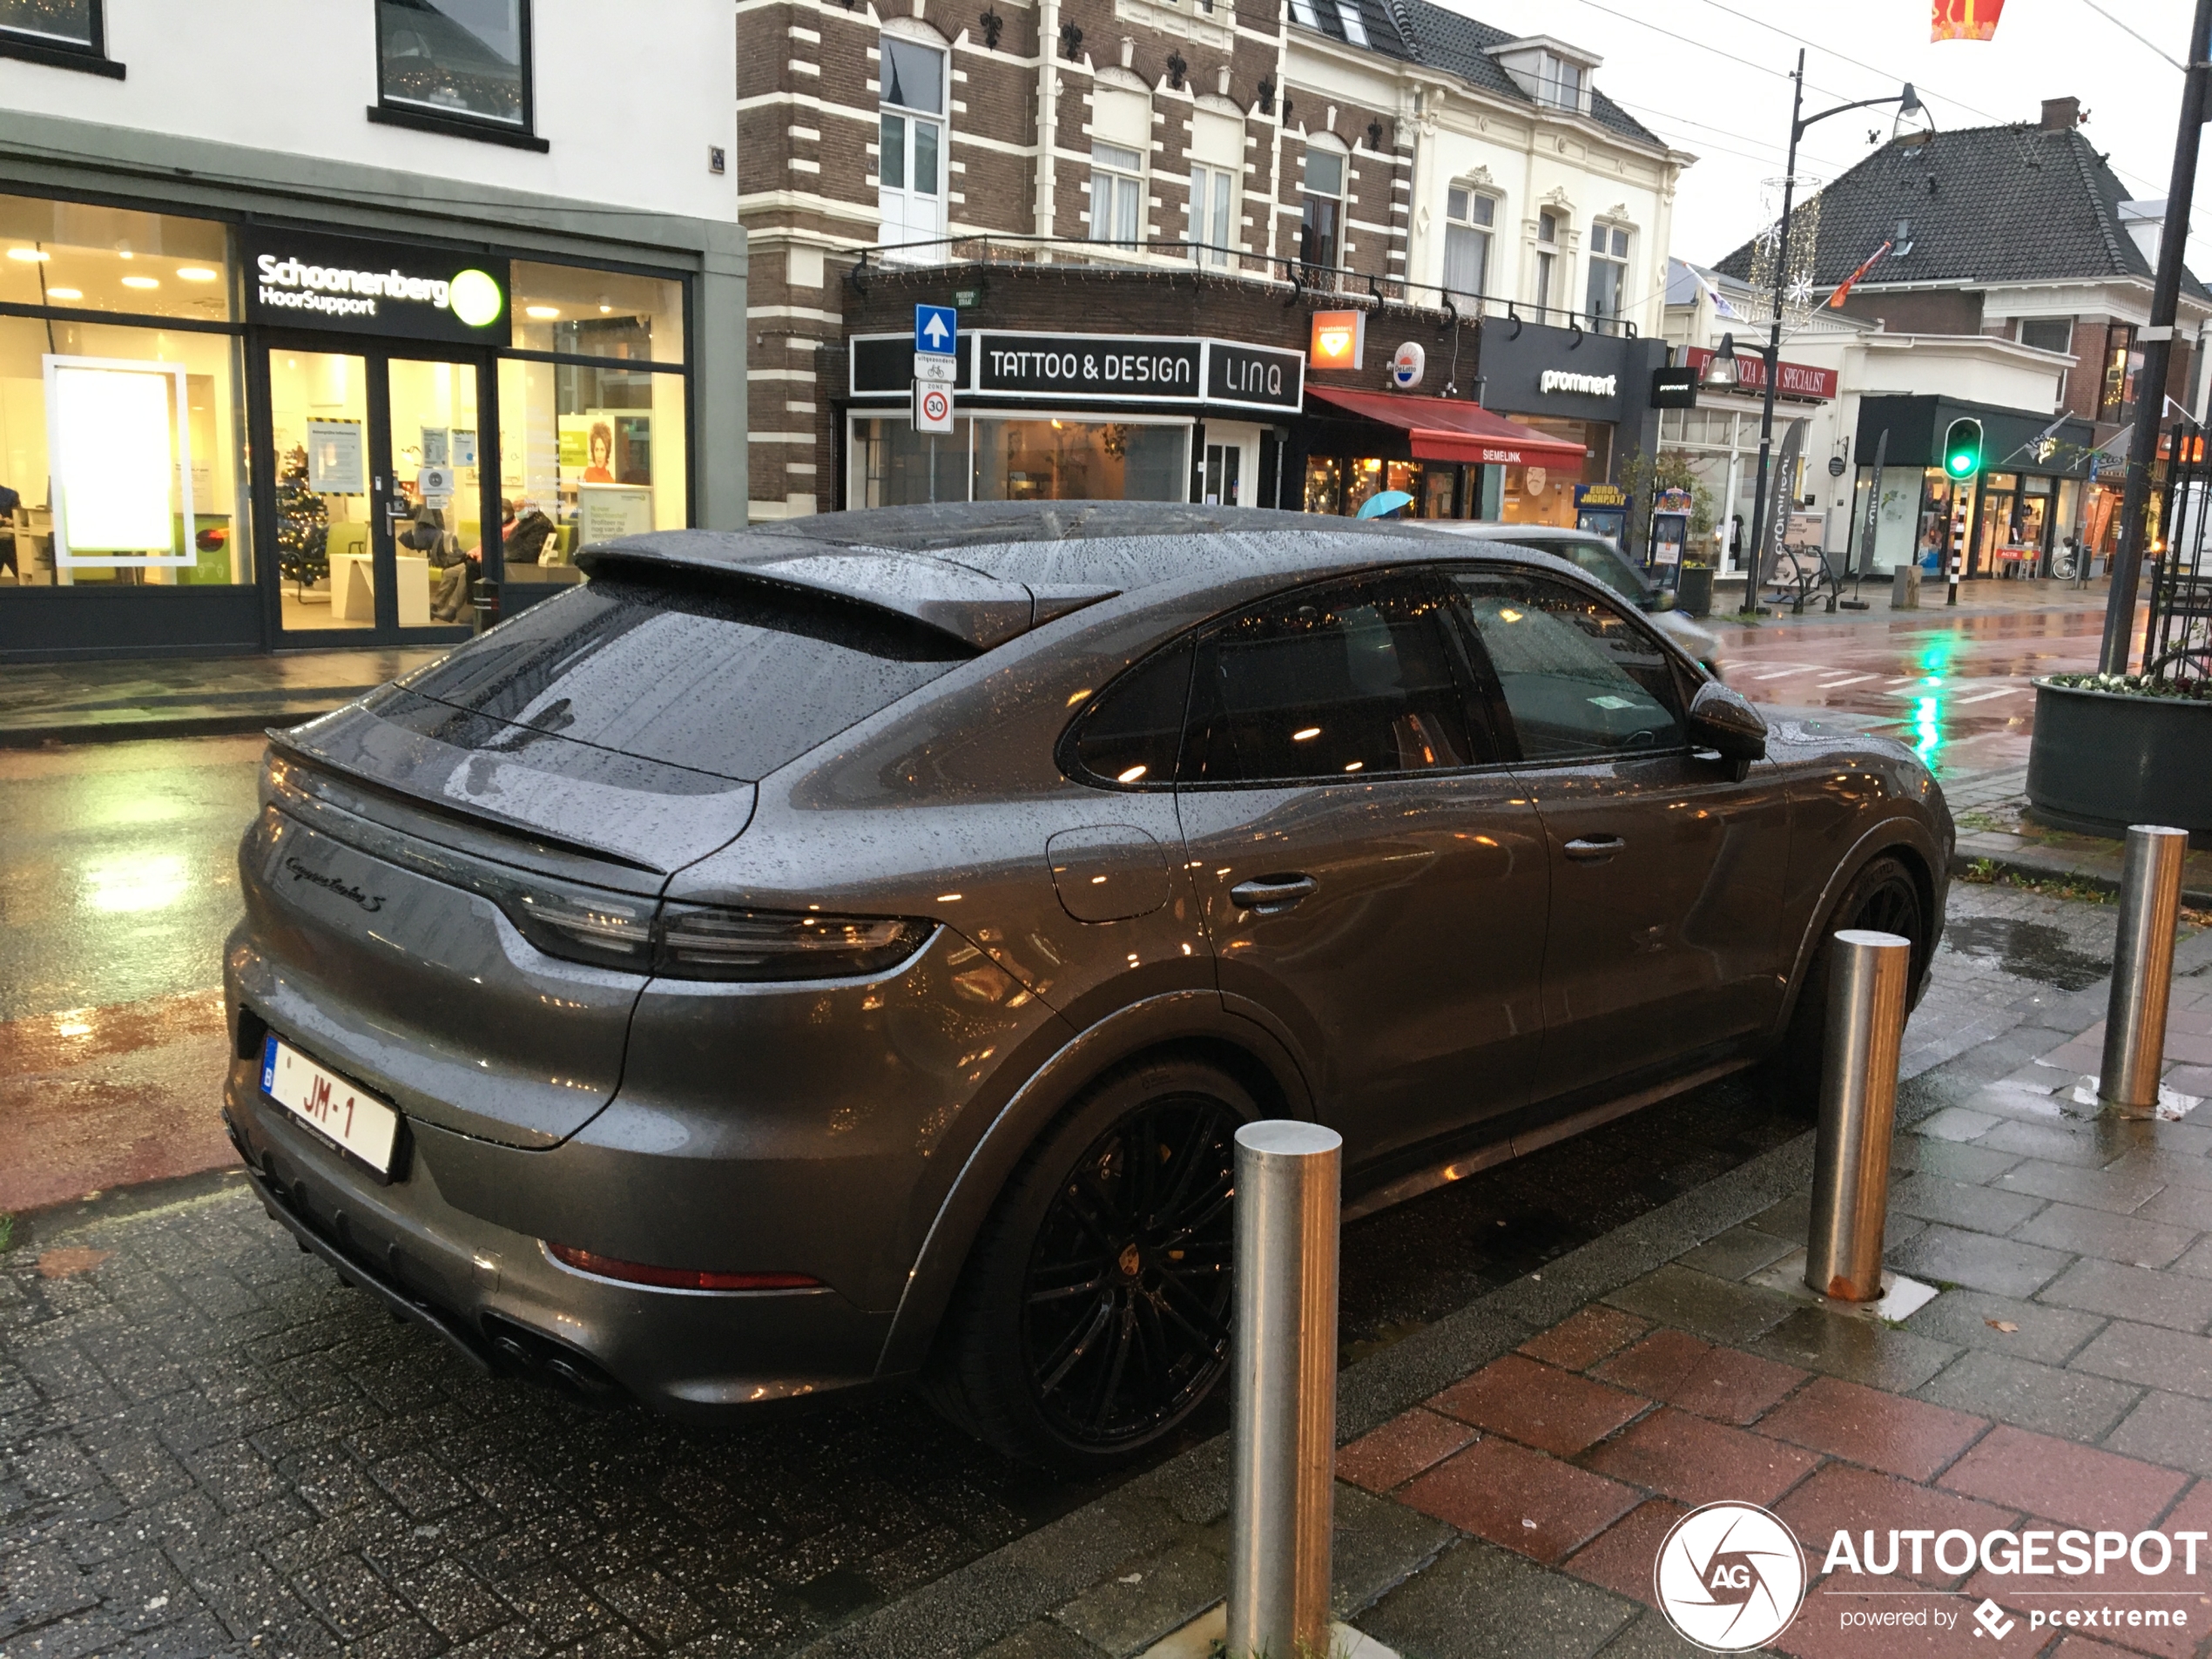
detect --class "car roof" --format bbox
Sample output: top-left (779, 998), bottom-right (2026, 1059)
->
top-left (577, 503), bottom-right (1512, 649)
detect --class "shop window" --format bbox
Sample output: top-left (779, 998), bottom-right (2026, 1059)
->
top-left (375, 0), bottom-right (532, 136)
top-left (1443, 186), bottom-right (1494, 302)
top-left (1586, 223), bottom-right (1629, 327)
top-left (1189, 165), bottom-right (1236, 266)
top-left (1304, 455), bottom-right (1344, 515)
top-left (2101, 323), bottom-right (2139, 421)
top-left (0, 317), bottom-right (249, 593)
top-left (1089, 144), bottom-right (1145, 248)
top-left (1299, 147), bottom-right (1345, 273)
top-left (878, 35), bottom-right (947, 253)
top-left (854, 415), bottom-right (972, 508)
top-left (1534, 209), bottom-right (1561, 314)
top-left (0, 193), bottom-right (232, 322)
top-left (496, 359), bottom-right (687, 578)
top-left (973, 418), bottom-right (1185, 502)
top-left (510, 263), bottom-right (684, 364)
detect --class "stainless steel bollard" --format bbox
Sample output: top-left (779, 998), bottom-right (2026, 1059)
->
top-left (1229, 1120), bottom-right (1341, 1659)
top-left (2101, 825), bottom-right (2190, 1116)
top-left (1804, 930), bottom-right (1912, 1303)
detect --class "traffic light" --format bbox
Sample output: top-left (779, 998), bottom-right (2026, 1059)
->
top-left (1943, 417), bottom-right (1984, 480)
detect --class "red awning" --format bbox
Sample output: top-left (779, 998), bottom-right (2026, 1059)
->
top-left (1305, 388), bottom-right (1591, 469)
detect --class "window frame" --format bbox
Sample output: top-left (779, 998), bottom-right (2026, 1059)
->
top-left (369, 0), bottom-right (546, 152)
top-left (1442, 185), bottom-right (1495, 301)
top-left (1585, 221), bottom-right (1629, 326)
top-left (878, 33), bottom-right (950, 249)
top-left (1299, 146), bottom-right (1345, 271)
top-left (0, 0), bottom-right (120, 75)
top-left (1189, 163), bottom-right (1236, 266)
top-left (1089, 141), bottom-right (1146, 247)
top-left (1441, 561), bottom-right (1695, 768)
top-left (1333, 0), bottom-right (1368, 45)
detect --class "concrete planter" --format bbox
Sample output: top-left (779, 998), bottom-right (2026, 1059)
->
top-left (2026, 678), bottom-right (2212, 843)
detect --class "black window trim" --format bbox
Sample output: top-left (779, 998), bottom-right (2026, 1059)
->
top-left (1441, 559), bottom-right (1696, 770)
top-left (370, 0), bottom-right (544, 152)
top-left (0, 1), bottom-right (123, 77)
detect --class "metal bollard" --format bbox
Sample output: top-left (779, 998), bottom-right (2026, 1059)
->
top-left (1804, 930), bottom-right (1912, 1303)
top-left (1229, 1120), bottom-right (1341, 1659)
top-left (2101, 826), bottom-right (2190, 1115)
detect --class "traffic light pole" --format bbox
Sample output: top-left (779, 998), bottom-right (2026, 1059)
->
top-left (2101, 0), bottom-right (2212, 675)
top-left (1948, 487), bottom-right (1966, 606)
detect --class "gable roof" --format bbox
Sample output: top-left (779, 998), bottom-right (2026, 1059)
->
top-left (1710, 123), bottom-right (2207, 300)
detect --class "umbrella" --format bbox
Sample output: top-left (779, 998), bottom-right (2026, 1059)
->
top-left (1357, 490), bottom-right (1414, 520)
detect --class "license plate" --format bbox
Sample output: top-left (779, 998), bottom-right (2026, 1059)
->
top-left (261, 1035), bottom-right (401, 1177)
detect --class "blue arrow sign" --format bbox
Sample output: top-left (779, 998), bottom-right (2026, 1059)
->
top-left (915, 303), bottom-right (957, 356)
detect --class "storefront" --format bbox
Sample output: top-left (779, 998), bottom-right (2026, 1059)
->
top-left (1467, 319), bottom-right (1667, 528)
top-left (1291, 386), bottom-right (1589, 519)
top-left (1662, 347), bottom-right (1840, 581)
top-left (1, 187), bottom-right (726, 662)
top-left (1851, 395), bottom-right (2097, 580)
top-left (841, 328), bottom-right (1305, 509)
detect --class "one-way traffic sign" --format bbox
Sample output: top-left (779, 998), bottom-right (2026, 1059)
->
top-left (914, 303), bottom-right (957, 356)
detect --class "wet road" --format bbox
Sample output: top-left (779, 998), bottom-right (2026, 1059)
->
top-left (0, 585), bottom-right (2149, 1656)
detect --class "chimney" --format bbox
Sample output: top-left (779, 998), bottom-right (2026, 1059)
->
top-left (2041, 96), bottom-right (2080, 132)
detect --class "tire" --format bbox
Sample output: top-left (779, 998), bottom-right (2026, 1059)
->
top-left (1774, 855), bottom-right (1927, 1112)
top-left (921, 1057), bottom-right (1252, 1471)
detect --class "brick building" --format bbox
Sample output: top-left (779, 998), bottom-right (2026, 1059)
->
top-left (736, 0), bottom-right (1691, 523)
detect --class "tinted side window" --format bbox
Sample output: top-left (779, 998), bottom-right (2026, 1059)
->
top-left (1184, 577), bottom-right (1480, 783)
top-left (1561, 543), bottom-right (1644, 603)
top-left (1070, 638), bottom-right (1195, 787)
top-left (1451, 570), bottom-right (1684, 760)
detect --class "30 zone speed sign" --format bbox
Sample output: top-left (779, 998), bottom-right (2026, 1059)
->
top-left (914, 381), bottom-right (955, 434)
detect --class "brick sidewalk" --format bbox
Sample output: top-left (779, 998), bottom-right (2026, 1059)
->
top-left (1949, 769), bottom-right (2212, 911)
top-left (815, 938), bottom-right (2212, 1659)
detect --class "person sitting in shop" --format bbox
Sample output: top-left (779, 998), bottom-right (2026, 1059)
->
top-left (399, 502), bottom-right (475, 624)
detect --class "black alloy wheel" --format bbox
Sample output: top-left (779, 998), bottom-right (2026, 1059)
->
top-left (1021, 1097), bottom-right (1240, 1449)
top-left (1775, 854), bottom-right (1926, 1109)
top-left (1844, 861), bottom-right (1926, 984)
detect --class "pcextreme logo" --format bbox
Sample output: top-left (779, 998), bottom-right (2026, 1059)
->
top-left (1654, 1502), bottom-right (1807, 1651)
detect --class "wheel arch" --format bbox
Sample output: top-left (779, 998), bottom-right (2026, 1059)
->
top-left (871, 993), bottom-right (1313, 1379)
top-left (1772, 815), bottom-right (1947, 1036)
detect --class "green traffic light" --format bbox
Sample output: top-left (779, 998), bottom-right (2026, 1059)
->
top-left (1943, 417), bottom-right (1983, 480)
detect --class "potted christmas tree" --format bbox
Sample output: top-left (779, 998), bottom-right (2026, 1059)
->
top-left (275, 446), bottom-right (328, 600)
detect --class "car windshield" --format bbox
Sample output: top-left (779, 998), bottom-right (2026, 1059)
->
top-left (395, 573), bottom-right (975, 780)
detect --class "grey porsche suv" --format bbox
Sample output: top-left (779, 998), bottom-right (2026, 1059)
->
top-left (223, 502), bottom-right (1950, 1469)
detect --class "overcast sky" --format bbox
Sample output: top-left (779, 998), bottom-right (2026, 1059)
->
top-left (1433, 0), bottom-right (2204, 286)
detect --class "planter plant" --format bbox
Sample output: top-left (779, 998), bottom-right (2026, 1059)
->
top-left (2026, 671), bottom-right (2212, 842)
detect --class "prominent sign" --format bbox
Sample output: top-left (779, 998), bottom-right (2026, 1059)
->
top-left (1309, 309), bottom-right (1365, 371)
top-left (1681, 347), bottom-right (1836, 401)
top-left (1650, 363), bottom-right (1700, 409)
top-left (240, 227), bottom-right (510, 346)
top-left (1540, 368), bottom-right (1618, 398)
top-left (914, 381), bottom-right (956, 434)
top-left (850, 330), bottom-right (1304, 413)
top-left (1390, 341), bottom-right (1426, 390)
top-left (1476, 316), bottom-right (1646, 420)
top-left (915, 303), bottom-right (958, 356)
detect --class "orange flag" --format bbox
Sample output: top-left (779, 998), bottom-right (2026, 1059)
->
top-left (1932, 0), bottom-right (2005, 40)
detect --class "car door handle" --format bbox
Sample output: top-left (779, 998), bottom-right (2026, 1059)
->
top-left (1229, 874), bottom-right (1318, 914)
top-left (1563, 836), bottom-right (1626, 862)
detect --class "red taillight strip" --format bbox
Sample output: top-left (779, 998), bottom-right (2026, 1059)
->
top-left (545, 1243), bottom-right (820, 1291)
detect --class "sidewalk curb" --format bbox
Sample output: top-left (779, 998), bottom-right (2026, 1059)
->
top-left (1947, 842), bottom-right (2212, 910)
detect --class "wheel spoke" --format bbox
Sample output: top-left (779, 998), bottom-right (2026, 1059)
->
top-left (1037, 1292), bottom-right (1116, 1396)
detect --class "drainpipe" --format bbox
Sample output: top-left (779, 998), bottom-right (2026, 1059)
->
top-left (1035, 0), bottom-right (1061, 238)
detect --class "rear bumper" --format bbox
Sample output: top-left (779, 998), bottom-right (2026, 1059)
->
top-left (224, 1065), bottom-right (894, 1416)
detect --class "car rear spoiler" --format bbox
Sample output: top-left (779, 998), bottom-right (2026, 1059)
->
top-left (577, 530), bottom-right (1120, 650)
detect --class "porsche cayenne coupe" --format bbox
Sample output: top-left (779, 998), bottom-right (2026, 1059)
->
top-left (223, 502), bottom-right (1950, 1468)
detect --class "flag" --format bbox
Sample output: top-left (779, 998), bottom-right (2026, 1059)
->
top-left (1932, 0), bottom-right (2004, 41)
top-left (1690, 265), bottom-right (1743, 320)
top-left (1827, 241), bottom-right (1892, 307)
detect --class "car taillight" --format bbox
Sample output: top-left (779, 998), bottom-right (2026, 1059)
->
top-left (655, 904), bottom-right (932, 981)
top-left (497, 878), bottom-right (932, 983)
top-left (545, 1243), bottom-right (820, 1291)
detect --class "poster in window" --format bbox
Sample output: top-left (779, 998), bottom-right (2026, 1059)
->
top-left (307, 421), bottom-right (366, 495)
top-left (44, 355), bottom-right (195, 566)
top-left (577, 483), bottom-right (653, 547)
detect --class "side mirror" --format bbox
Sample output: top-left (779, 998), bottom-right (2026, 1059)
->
top-left (1687, 679), bottom-right (1766, 765)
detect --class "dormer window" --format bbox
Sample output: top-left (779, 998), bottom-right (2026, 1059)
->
top-left (1289, 0), bottom-right (1319, 28)
top-left (1486, 37), bottom-right (1599, 118)
top-left (1335, 1), bottom-right (1367, 45)
top-left (1538, 54), bottom-right (1581, 111)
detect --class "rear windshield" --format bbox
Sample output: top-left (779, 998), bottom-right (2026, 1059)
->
top-left (397, 573), bottom-right (974, 780)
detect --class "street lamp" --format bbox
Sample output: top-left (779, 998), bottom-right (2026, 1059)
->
top-left (1701, 332), bottom-right (1740, 391)
top-left (1740, 55), bottom-right (1931, 614)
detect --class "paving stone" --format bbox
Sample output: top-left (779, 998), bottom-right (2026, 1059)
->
top-left (1997, 1158), bottom-right (2168, 1214)
top-left (1905, 1139), bottom-right (2024, 1185)
top-left (1517, 1306), bottom-right (1651, 1373)
top-left (1901, 1287), bottom-right (2107, 1366)
top-left (1359, 1537), bottom-right (1638, 1659)
top-left (1556, 1499), bottom-right (1683, 1609)
top-left (1754, 1375), bottom-right (1986, 1481)
top-left (1773, 1465), bottom-right (2017, 1587)
top-left (2040, 1258), bottom-right (2212, 1332)
top-left (1980, 1116), bottom-right (2158, 1169)
top-left (1672, 1226), bottom-right (1797, 1283)
top-left (1939, 1423), bottom-right (2188, 1532)
top-left (1885, 1173), bottom-right (2045, 1236)
top-left (2105, 1392), bottom-right (2212, 1479)
top-left (1913, 1107), bottom-right (2002, 1143)
top-left (1590, 1329), bottom-right (1805, 1426)
top-left (2134, 1184), bottom-right (2212, 1231)
top-left (1600, 1266), bottom-right (1797, 1348)
top-left (2169, 1236), bottom-right (2212, 1280)
top-left (1426, 1355), bottom-right (1646, 1457)
top-left (1336, 1409), bottom-right (1476, 1494)
top-left (1914, 1349), bottom-right (2141, 1443)
top-left (1581, 1406), bottom-right (1819, 1507)
top-left (1331, 1482), bottom-right (1455, 1619)
top-left (1886, 1224), bottom-right (2073, 1298)
top-left (2068, 1320), bottom-right (2212, 1402)
top-left (2011, 1203), bottom-right (2199, 1269)
top-left (2107, 1150), bottom-right (2212, 1194)
top-left (975, 1621), bottom-right (1104, 1659)
top-left (1398, 1438), bottom-right (1642, 1567)
top-left (1053, 1535), bottom-right (1224, 1659)
top-left (1749, 1307), bottom-right (1959, 1394)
